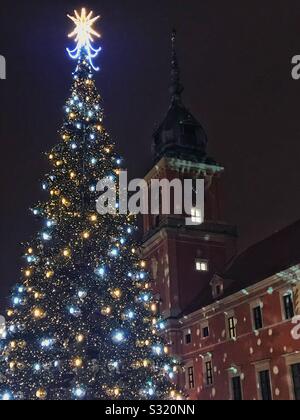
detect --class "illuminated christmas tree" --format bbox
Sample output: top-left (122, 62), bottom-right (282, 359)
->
top-left (0, 9), bottom-right (183, 401)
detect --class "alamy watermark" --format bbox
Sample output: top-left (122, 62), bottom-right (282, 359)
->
top-left (96, 171), bottom-right (205, 226)
top-left (291, 315), bottom-right (300, 340)
top-left (291, 55), bottom-right (300, 80)
top-left (0, 55), bottom-right (6, 80)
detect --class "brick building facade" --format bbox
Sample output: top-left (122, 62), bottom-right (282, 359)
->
top-left (142, 32), bottom-right (300, 400)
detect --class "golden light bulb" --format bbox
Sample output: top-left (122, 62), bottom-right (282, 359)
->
top-left (151, 303), bottom-right (157, 313)
top-left (49, 154), bottom-right (54, 160)
top-left (164, 346), bottom-right (169, 354)
top-left (76, 334), bottom-right (84, 343)
top-left (73, 357), bottom-right (83, 368)
top-left (28, 248), bottom-right (33, 254)
top-left (36, 389), bottom-right (47, 400)
top-left (46, 270), bottom-right (54, 279)
top-left (7, 309), bottom-right (14, 317)
top-left (70, 171), bottom-right (76, 179)
top-left (10, 341), bottom-right (16, 349)
top-left (143, 359), bottom-right (150, 367)
top-left (101, 306), bottom-right (112, 316)
top-left (113, 388), bottom-right (120, 397)
top-left (131, 248), bottom-right (136, 254)
top-left (63, 248), bottom-right (71, 257)
top-left (33, 308), bottom-right (44, 319)
top-left (56, 160), bottom-right (63, 167)
top-left (140, 261), bottom-right (146, 268)
top-left (90, 214), bottom-right (97, 222)
top-left (111, 289), bottom-right (122, 299)
top-left (61, 198), bottom-right (70, 207)
top-left (82, 231), bottom-right (90, 239)
top-left (25, 269), bottom-right (32, 278)
top-left (9, 362), bottom-right (16, 370)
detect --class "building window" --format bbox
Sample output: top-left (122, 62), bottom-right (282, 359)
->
top-left (205, 361), bottom-right (213, 386)
top-left (196, 259), bottom-right (208, 272)
top-left (253, 306), bottom-right (263, 330)
top-left (206, 361), bottom-right (213, 386)
top-left (202, 326), bottom-right (210, 338)
top-left (259, 370), bottom-right (272, 401)
top-left (191, 207), bottom-right (203, 224)
top-left (291, 363), bottom-right (300, 400)
top-left (228, 316), bottom-right (237, 340)
top-left (187, 366), bottom-right (195, 389)
top-left (283, 292), bottom-right (294, 320)
top-left (232, 376), bottom-right (243, 401)
top-left (185, 332), bottom-right (192, 345)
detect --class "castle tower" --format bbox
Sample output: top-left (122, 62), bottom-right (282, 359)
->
top-left (142, 32), bottom-right (237, 352)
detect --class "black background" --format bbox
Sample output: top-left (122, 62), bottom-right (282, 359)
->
top-left (1, 0), bottom-right (300, 308)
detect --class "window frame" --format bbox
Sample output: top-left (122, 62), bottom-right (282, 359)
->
top-left (203, 359), bottom-right (214, 387)
top-left (253, 305), bottom-right (263, 330)
top-left (231, 375), bottom-right (243, 401)
top-left (191, 207), bottom-right (203, 224)
top-left (195, 259), bottom-right (209, 273)
top-left (255, 361), bottom-right (273, 401)
top-left (284, 353), bottom-right (300, 400)
top-left (283, 292), bottom-right (295, 320)
top-left (227, 316), bottom-right (237, 340)
top-left (184, 329), bottom-right (192, 345)
top-left (259, 370), bottom-right (273, 401)
top-left (291, 363), bottom-right (300, 401)
top-left (187, 366), bottom-right (195, 390)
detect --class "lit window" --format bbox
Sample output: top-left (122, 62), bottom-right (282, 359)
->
top-left (191, 208), bottom-right (203, 224)
top-left (196, 259), bottom-right (208, 272)
top-left (205, 361), bottom-right (213, 386)
top-left (228, 316), bottom-right (237, 340)
top-left (187, 366), bottom-right (195, 389)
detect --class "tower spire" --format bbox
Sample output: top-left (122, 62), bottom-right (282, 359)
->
top-left (170, 29), bottom-right (184, 104)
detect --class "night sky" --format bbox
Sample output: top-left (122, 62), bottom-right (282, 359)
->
top-left (1, 0), bottom-right (300, 308)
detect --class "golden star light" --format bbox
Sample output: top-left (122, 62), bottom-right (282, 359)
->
top-left (68, 8), bottom-right (100, 49)
top-left (67, 8), bottom-right (101, 71)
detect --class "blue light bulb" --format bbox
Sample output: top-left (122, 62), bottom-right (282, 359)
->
top-left (112, 330), bottom-right (125, 344)
top-left (34, 363), bottom-right (41, 372)
top-left (110, 249), bottom-right (118, 257)
top-left (73, 387), bottom-right (86, 399)
top-left (96, 267), bottom-right (105, 277)
top-left (42, 233), bottom-right (51, 241)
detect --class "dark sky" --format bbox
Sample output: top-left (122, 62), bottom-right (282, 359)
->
top-left (1, 0), bottom-right (300, 307)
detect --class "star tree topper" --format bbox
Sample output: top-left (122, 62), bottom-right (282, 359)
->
top-left (67, 8), bottom-right (101, 71)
